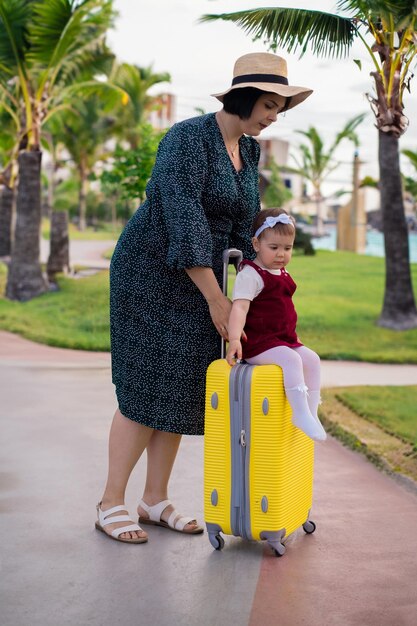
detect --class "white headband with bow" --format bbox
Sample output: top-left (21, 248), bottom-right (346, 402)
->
top-left (254, 214), bottom-right (294, 239)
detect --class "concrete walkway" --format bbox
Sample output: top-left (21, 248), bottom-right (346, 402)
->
top-left (1, 330), bottom-right (417, 386)
top-left (40, 237), bottom-right (113, 270)
top-left (1, 333), bottom-right (417, 626)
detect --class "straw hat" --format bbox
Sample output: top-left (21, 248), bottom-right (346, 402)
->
top-left (212, 52), bottom-right (313, 111)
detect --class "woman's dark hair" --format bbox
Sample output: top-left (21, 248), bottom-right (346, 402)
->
top-left (222, 87), bottom-right (272, 120)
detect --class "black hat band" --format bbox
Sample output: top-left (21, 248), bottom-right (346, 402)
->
top-left (232, 73), bottom-right (289, 86)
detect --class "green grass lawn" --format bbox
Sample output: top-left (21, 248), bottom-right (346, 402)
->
top-left (226, 250), bottom-right (417, 363)
top-left (1, 249), bottom-right (417, 359)
top-left (289, 250), bottom-right (417, 363)
top-left (334, 385), bottom-right (417, 447)
top-left (0, 265), bottom-right (110, 350)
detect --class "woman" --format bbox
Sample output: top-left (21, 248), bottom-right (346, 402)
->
top-left (96, 52), bottom-right (313, 543)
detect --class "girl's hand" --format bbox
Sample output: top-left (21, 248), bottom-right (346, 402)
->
top-left (208, 294), bottom-right (232, 340)
top-left (226, 339), bottom-right (242, 366)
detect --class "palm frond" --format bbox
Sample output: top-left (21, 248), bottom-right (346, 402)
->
top-left (56, 80), bottom-right (129, 113)
top-left (338, 0), bottom-right (417, 21)
top-left (28, 0), bottom-right (114, 83)
top-left (200, 8), bottom-right (356, 58)
top-left (0, 104), bottom-right (18, 152)
top-left (0, 71), bottom-right (20, 110)
top-left (402, 149), bottom-right (417, 171)
top-left (51, 40), bottom-right (115, 89)
top-left (112, 63), bottom-right (170, 99)
top-left (328, 112), bottom-right (367, 153)
top-left (0, 0), bottom-right (32, 71)
top-left (110, 62), bottom-right (170, 126)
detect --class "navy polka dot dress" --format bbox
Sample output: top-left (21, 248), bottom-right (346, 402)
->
top-left (110, 113), bottom-right (260, 435)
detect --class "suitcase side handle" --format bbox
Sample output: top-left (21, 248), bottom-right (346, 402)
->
top-left (221, 248), bottom-right (243, 358)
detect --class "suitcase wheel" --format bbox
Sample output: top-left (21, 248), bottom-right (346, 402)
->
top-left (272, 542), bottom-right (286, 557)
top-left (209, 533), bottom-right (225, 551)
top-left (302, 520), bottom-right (316, 534)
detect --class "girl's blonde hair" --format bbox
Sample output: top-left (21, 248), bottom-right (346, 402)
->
top-left (252, 208), bottom-right (296, 239)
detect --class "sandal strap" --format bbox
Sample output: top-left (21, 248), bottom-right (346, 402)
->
top-left (97, 504), bottom-right (128, 524)
top-left (139, 499), bottom-right (171, 522)
top-left (101, 514), bottom-right (132, 527)
top-left (111, 523), bottom-right (143, 539)
top-left (167, 510), bottom-right (194, 531)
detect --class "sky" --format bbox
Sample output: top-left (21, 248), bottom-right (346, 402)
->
top-left (108, 0), bottom-right (417, 198)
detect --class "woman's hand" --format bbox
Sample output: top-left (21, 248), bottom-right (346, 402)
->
top-left (208, 294), bottom-right (232, 340)
top-left (226, 339), bottom-right (242, 365)
top-left (184, 267), bottom-right (231, 340)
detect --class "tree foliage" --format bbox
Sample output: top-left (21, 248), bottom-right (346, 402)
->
top-left (100, 123), bottom-right (165, 207)
top-left (262, 158), bottom-right (292, 208)
top-left (201, 1), bottom-right (417, 328)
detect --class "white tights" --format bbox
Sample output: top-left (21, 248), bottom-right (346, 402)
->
top-left (246, 346), bottom-right (327, 442)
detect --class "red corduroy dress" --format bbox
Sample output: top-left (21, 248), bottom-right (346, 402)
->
top-left (240, 260), bottom-right (303, 360)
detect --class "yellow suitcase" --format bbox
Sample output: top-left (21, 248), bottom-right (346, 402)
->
top-left (204, 250), bottom-right (316, 556)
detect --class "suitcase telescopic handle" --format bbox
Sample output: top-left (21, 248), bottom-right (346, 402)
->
top-left (221, 248), bottom-right (243, 358)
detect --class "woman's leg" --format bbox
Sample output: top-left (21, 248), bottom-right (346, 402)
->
top-left (138, 430), bottom-right (200, 531)
top-left (100, 409), bottom-right (154, 540)
top-left (246, 346), bottom-right (326, 441)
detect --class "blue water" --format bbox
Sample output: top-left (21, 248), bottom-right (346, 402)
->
top-left (311, 228), bottom-right (417, 263)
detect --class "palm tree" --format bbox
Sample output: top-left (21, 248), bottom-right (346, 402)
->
top-left (97, 62), bottom-right (170, 222)
top-left (0, 0), bottom-right (120, 301)
top-left (109, 62), bottom-right (170, 149)
top-left (285, 114), bottom-right (365, 235)
top-left (50, 96), bottom-right (115, 231)
top-left (201, 0), bottom-right (417, 330)
top-left (40, 128), bottom-right (71, 279)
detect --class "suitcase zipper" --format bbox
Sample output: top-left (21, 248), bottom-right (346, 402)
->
top-left (240, 366), bottom-right (252, 540)
top-left (230, 365), bottom-right (245, 537)
top-left (230, 364), bottom-right (252, 540)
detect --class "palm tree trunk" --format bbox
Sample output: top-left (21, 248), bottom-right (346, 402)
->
top-left (46, 149), bottom-right (70, 281)
top-left (314, 192), bottom-right (324, 236)
top-left (47, 210), bottom-right (70, 281)
top-left (0, 185), bottom-right (14, 256)
top-left (78, 166), bottom-right (88, 231)
top-left (5, 150), bottom-right (48, 301)
top-left (377, 131), bottom-right (417, 329)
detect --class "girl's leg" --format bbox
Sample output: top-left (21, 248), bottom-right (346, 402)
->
top-left (294, 346), bottom-right (323, 421)
top-left (246, 346), bottom-right (326, 441)
top-left (138, 430), bottom-right (201, 530)
top-left (100, 409), bottom-right (154, 540)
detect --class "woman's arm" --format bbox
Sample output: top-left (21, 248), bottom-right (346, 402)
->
top-left (185, 267), bottom-right (231, 339)
top-left (226, 299), bottom-right (251, 365)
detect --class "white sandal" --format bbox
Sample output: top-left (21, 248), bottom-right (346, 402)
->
top-left (138, 499), bottom-right (204, 535)
top-left (95, 503), bottom-right (148, 544)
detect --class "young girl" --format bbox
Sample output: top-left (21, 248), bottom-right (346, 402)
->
top-left (226, 208), bottom-right (327, 442)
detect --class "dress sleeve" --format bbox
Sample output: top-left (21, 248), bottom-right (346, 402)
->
top-left (152, 122), bottom-right (212, 270)
top-left (232, 265), bottom-right (264, 301)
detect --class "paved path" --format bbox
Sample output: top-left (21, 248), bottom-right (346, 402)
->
top-left (1, 331), bottom-right (417, 625)
top-left (3, 240), bottom-right (417, 623)
top-left (40, 238), bottom-right (113, 270)
top-left (1, 331), bottom-right (416, 387)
